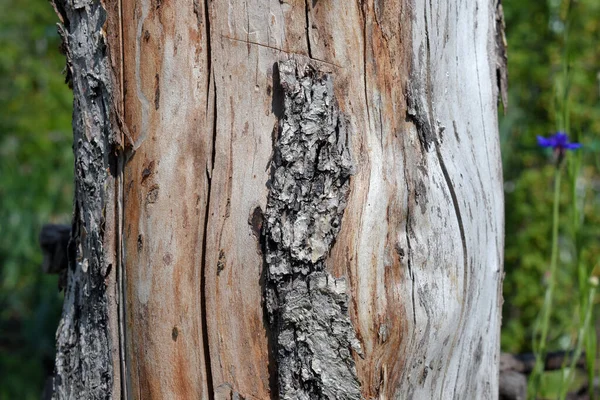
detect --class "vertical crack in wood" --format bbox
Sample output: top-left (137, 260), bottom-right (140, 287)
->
top-left (404, 194), bottom-right (417, 327)
top-left (200, 0), bottom-right (216, 397)
top-left (263, 59), bottom-right (362, 400)
top-left (303, 0), bottom-right (313, 58)
top-left (115, 0), bottom-right (128, 396)
top-left (116, 153), bottom-right (128, 400)
top-left (50, 0), bottom-right (115, 398)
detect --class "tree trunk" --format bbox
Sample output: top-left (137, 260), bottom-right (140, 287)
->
top-left (51, 0), bottom-right (506, 398)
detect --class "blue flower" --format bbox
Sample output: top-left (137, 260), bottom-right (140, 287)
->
top-left (537, 132), bottom-right (581, 151)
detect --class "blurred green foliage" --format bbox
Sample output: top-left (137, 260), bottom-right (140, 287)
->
top-left (0, 0), bottom-right (73, 397)
top-left (501, 0), bottom-right (600, 355)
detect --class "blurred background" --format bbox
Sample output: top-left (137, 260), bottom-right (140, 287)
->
top-left (0, 0), bottom-right (73, 397)
top-left (501, 0), bottom-right (600, 346)
top-left (0, 0), bottom-right (598, 398)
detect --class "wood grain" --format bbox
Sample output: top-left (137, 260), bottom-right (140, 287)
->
top-left (121, 0), bottom-right (212, 397)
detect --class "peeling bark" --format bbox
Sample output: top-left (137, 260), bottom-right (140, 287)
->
top-left (263, 59), bottom-right (361, 399)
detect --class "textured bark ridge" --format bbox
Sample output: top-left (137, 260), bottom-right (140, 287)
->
top-left (494, 0), bottom-right (509, 109)
top-left (263, 59), bottom-right (361, 399)
top-left (51, 0), bottom-right (115, 398)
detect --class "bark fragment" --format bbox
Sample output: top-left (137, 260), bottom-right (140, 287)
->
top-left (50, 0), bottom-right (116, 398)
top-left (494, 0), bottom-right (508, 109)
top-left (263, 59), bottom-right (361, 399)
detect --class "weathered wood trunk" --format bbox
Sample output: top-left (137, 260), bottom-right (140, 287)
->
top-left (51, 0), bottom-right (506, 398)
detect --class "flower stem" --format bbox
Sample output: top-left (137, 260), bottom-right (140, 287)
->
top-left (529, 166), bottom-right (562, 398)
top-left (558, 282), bottom-right (597, 400)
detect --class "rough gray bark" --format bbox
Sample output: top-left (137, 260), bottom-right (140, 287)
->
top-left (50, 0), bottom-right (117, 398)
top-left (263, 59), bottom-right (361, 399)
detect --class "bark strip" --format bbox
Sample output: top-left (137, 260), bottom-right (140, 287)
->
top-left (263, 59), bottom-right (361, 399)
top-left (51, 0), bottom-right (117, 398)
top-left (494, 0), bottom-right (509, 109)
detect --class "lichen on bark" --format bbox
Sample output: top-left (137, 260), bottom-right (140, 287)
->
top-left (263, 59), bottom-right (362, 399)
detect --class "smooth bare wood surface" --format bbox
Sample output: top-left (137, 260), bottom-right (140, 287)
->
top-left (203, 1), bottom-right (277, 395)
top-left (120, 0), bottom-right (212, 397)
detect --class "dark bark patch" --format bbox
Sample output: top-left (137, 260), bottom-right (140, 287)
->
top-left (154, 74), bottom-right (160, 110)
top-left (146, 185), bottom-right (159, 205)
top-left (262, 59), bottom-right (361, 400)
top-left (224, 198), bottom-right (231, 218)
top-left (50, 0), bottom-right (116, 397)
top-left (394, 243), bottom-right (405, 260)
top-left (217, 250), bottom-right (226, 276)
top-left (192, 0), bottom-right (203, 32)
top-left (406, 75), bottom-right (435, 151)
top-left (494, 0), bottom-right (508, 110)
top-left (270, 62), bottom-right (285, 119)
top-left (141, 160), bottom-right (155, 184)
top-left (415, 179), bottom-right (428, 214)
top-left (249, 206), bottom-right (264, 239)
